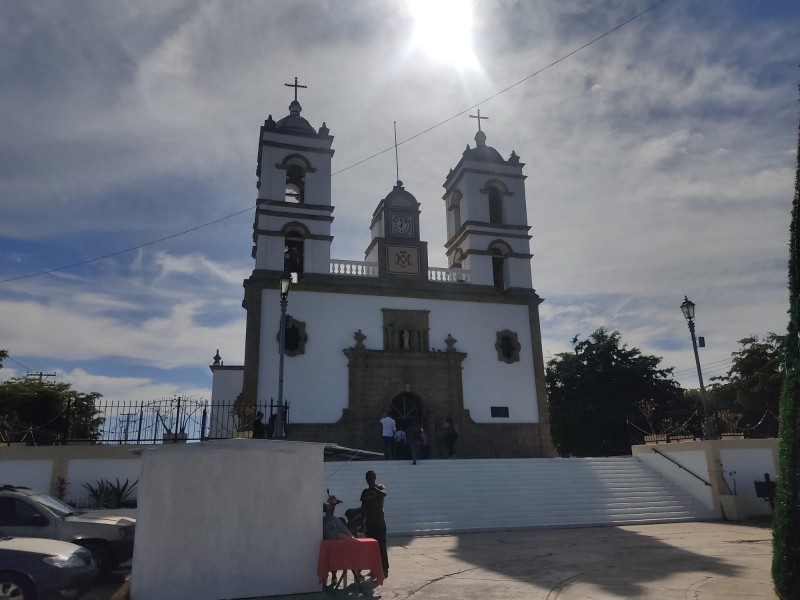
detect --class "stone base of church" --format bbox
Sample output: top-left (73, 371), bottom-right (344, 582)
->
top-left (283, 410), bottom-right (553, 459)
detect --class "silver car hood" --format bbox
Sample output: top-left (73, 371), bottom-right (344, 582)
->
top-left (0, 536), bottom-right (84, 556)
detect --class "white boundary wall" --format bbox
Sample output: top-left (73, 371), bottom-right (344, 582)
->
top-left (131, 439), bottom-right (325, 600)
top-left (632, 438), bottom-right (778, 520)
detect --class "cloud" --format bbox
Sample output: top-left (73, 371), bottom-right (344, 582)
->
top-left (0, 0), bottom-right (796, 404)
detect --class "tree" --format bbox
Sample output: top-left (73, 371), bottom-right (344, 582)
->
top-left (546, 328), bottom-right (687, 457)
top-left (0, 349), bottom-right (7, 369)
top-left (0, 378), bottom-right (104, 444)
top-left (773, 85), bottom-right (800, 599)
top-left (708, 334), bottom-right (784, 437)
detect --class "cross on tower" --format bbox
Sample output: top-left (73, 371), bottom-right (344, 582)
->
top-left (469, 108), bottom-right (489, 132)
top-left (284, 77), bottom-right (308, 102)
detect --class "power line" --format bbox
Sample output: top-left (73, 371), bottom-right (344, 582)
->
top-left (332, 0), bottom-right (672, 177)
top-left (0, 206), bottom-right (255, 284)
top-left (5, 355), bottom-right (35, 373)
top-left (0, 0), bottom-right (671, 285)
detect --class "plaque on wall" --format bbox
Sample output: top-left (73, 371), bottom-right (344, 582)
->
top-left (386, 245), bottom-right (420, 275)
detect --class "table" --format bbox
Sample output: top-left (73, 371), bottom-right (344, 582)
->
top-left (317, 538), bottom-right (385, 588)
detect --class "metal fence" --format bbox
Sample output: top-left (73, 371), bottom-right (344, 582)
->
top-left (626, 406), bottom-right (779, 445)
top-left (2, 398), bottom-right (290, 446)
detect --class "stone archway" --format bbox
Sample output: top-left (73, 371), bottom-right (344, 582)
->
top-left (390, 392), bottom-right (421, 459)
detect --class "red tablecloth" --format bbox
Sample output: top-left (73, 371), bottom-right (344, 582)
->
top-left (317, 538), bottom-right (385, 585)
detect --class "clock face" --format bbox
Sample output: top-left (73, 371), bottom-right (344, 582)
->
top-left (391, 215), bottom-right (412, 235)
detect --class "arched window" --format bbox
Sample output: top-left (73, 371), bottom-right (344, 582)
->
top-left (283, 226), bottom-right (306, 277)
top-left (285, 163), bottom-right (305, 203)
top-left (492, 248), bottom-right (505, 291)
top-left (276, 154), bottom-right (316, 204)
top-left (488, 187), bottom-right (503, 224)
top-left (489, 241), bottom-right (511, 292)
top-left (451, 248), bottom-right (465, 269)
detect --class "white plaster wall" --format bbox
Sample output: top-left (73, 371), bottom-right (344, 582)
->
top-left (0, 460), bottom-right (52, 493)
top-left (719, 447), bottom-right (777, 518)
top-left (635, 449), bottom-right (714, 511)
top-left (257, 140), bottom-right (332, 205)
top-left (464, 254), bottom-right (492, 286)
top-left (508, 257), bottom-right (533, 288)
top-left (256, 218), bottom-right (331, 274)
top-left (131, 439), bottom-right (325, 600)
top-left (258, 290), bottom-right (538, 423)
top-left (210, 367), bottom-right (244, 438)
top-left (66, 459), bottom-right (142, 506)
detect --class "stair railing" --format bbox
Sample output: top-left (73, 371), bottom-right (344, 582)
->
top-left (650, 447), bottom-right (711, 487)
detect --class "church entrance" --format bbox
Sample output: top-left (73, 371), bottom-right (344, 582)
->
top-left (390, 392), bottom-right (421, 460)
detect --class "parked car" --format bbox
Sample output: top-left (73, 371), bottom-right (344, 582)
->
top-left (0, 529), bottom-right (97, 599)
top-left (0, 485), bottom-right (135, 575)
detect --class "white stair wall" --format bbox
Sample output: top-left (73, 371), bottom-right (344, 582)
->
top-left (322, 457), bottom-right (716, 536)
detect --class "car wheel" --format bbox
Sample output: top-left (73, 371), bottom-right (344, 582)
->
top-left (77, 540), bottom-right (115, 577)
top-left (0, 572), bottom-right (35, 600)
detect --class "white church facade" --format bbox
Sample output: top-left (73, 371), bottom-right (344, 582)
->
top-left (210, 88), bottom-right (553, 458)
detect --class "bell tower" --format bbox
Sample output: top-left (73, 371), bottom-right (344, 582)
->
top-left (253, 78), bottom-right (335, 276)
top-left (364, 181), bottom-right (429, 279)
top-left (442, 113), bottom-right (532, 291)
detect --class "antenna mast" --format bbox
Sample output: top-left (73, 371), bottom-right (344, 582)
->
top-left (394, 121), bottom-right (400, 184)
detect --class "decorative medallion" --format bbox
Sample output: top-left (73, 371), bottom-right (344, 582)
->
top-left (495, 330), bottom-right (521, 364)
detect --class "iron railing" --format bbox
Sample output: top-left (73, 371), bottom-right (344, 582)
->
top-left (1, 398), bottom-right (290, 446)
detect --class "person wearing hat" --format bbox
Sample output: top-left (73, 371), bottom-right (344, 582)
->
top-left (322, 494), bottom-right (352, 540)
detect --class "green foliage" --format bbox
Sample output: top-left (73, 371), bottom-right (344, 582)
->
top-left (53, 477), bottom-right (71, 501)
top-left (0, 349), bottom-right (7, 369)
top-left (82, 478), bottom-right (138, 509)
top-left (546, 328), bottom-right (688, 456)
top-left (773, 86), bottom-right (800, 599)
top-left (0, 378), bottom-right (104, 444)
top-left (709, 334), bottom-right (784, 436)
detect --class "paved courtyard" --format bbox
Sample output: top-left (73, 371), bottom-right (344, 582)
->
top-left (91, 520), bottom-right (776, 599)
top-left (271, 521), bottom-right (776, 600)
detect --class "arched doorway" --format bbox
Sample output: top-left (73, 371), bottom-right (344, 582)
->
top-left (390, 393), bottom-right (422, 460)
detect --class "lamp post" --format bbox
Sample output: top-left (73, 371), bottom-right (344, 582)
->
top-left (274, 272), bottom-right (291, 439)
top-left (680, 296), bottom-right (718, 439)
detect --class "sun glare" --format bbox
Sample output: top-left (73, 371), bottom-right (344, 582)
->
top-left (409, 0), bottom-right (478, 70)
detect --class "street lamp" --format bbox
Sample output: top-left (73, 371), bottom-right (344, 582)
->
top-left (274, 271), bottom-right (292, 439)
top-left (680, 296), bottom-right (718, 439)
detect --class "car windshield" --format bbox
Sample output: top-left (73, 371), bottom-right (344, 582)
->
top-left (32, 494), bottom-right (80, 517)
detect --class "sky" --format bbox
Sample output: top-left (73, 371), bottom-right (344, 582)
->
top-left (0, 0), bottom-right (798, 408)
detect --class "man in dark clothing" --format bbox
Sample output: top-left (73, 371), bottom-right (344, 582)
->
top-left (360, 470), bottom-right (388, 577)
top-left (252, 411), bottom-right (265, 439)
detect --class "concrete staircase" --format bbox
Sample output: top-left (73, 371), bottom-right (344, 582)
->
top-left (322, 457), bottom-right (715, 536)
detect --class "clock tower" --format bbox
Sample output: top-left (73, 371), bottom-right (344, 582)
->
top-left (364, 181), bottom-right (429, 279)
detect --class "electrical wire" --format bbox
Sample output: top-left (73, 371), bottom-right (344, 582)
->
top-left (0, 0), bottom-right (672, 285)
top-left (0, 206), bottom-right (255, 284)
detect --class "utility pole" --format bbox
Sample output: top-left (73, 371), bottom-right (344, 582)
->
top-left (26, 372), bottom-right (56, 383)
top-left (120, 413), bottom-right (136, 444)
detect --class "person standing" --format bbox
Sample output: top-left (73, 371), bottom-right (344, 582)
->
top-left (406, 419), bottom-right (422, 465)
top-left (420, 424), bottom-right (430, 459)
top-left (360, 470), bottom-right (389, 577)
top-left (252, 411), bottom-right (265, 439)
top-left (442, 416), bottom-right (458, 458)
top-left (379, 412), bottom-right (396, 460)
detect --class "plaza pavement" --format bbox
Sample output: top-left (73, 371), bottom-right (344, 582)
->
top-left (268, 520), bottom-right (777, 600)
top-left (99, 520), bottom-right (776, 599)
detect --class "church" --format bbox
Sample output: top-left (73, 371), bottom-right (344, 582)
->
top-left (209, 83), bottom-right (553, 458)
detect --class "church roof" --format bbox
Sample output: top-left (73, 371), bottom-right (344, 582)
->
top-left (442, 130), bottom-right (524, 191)
top-left (264, 99), bottom-right (330, 138)
top-left (461, 130), bottom-right (505, 164)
